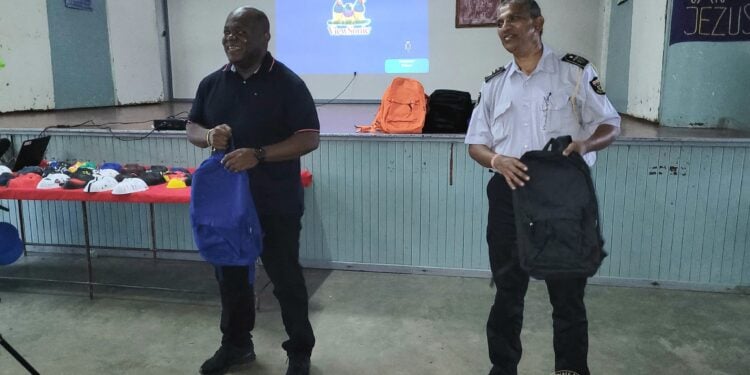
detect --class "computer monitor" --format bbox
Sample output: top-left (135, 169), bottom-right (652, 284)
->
top-left (12, 136), bottom-right (51, 172)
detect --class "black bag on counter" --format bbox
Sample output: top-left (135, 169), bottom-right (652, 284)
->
top-left (423, 90), bottom-right (473, 133)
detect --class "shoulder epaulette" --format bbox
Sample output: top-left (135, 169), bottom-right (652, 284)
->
top-left (562, 53), bottom-right (589, 69)
top-left (484, 66), bottom-right (506, 83)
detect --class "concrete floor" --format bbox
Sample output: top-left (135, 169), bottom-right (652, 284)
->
top-left (0, 254), bottom-right (749, 375)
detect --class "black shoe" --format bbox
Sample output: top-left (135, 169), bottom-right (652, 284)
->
top-left (286, 354), bottom-right (311, 375)
top-left (199, 344), bottom-right (256, 375)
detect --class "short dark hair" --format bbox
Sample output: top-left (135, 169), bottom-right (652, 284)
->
top-left (230, 7), bottom-right (270, 35)
top-left (499, 0), bottom-right (542, 18)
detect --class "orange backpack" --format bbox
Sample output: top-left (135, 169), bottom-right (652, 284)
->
top-left (356, 77), bottom-right (427, 134)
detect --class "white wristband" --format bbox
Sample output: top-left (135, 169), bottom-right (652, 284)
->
top-left (490, 153), bottom-right (502, 172)
top-left (206, 129), bottom-right (214, 147)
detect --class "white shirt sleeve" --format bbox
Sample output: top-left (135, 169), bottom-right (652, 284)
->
top-left (464, 83), bottom-right (493, 147)
top-left (579, 65), bottom-right (621, 134)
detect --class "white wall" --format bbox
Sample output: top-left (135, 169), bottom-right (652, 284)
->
top-left (627, 0), bottom-right (667, 122)
top-left (169, 0), bottom-right (262, 100)
top-left (106, 0), bottom-right (164, 105)
top-left (599, 0), bottom-right (613, 83)
top-left (0, 0), bottom-right (55, 112)
top-left (168, 0), bottom-right (608, 101)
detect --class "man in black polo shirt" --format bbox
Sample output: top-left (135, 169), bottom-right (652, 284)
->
top-left (187, 7), bottom-right (319, 375)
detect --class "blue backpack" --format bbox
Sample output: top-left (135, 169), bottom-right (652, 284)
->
top-left (190, 150), bottom-right (263, 268)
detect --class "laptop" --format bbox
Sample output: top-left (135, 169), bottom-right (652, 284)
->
top-left (12, 135), bottom-right (51, 172)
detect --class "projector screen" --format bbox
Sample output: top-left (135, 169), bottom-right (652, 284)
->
top-left (275, 0), bottom-right (429, 75)
top-left (169, 0), bottom-right (606, 101)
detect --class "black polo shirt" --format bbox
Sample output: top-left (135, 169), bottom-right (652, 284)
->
top-left (189, 52), bottom-right (320, 215)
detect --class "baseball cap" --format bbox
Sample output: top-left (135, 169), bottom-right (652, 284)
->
top-left (147, 165), bottom-right (168, 174)
top-left (72, 169), bottom-right (95, 181)
top-left (166, 178), bottom-right (187, 189)
top-left (62, 178), bottom-right (89, 189)
top-left (165, 171), bottom-right (192, 186)
top-left (84, 176), bottom-right (119, 192)
top-left (139, 171), bottom-right (166, 186)
top-left (112, 178), bottom-right (149, 195)
top-left (0, 172), bottom-right (14, 187)
top-left (47, 160), bottom-right (70, 170)
top-left (37, 173), bottom-right (70, 189)
top-left (67, 161), bottom-right (84, 173)
top-left (18, 166), bottom-right (44, 176)
top-left (8, 173), bottom-right (42, 189)
top-left (169, 167), bottom-right (190, 174)
top-left (94, 169), bottom-right (120, 178)
top-left (0, 222), bottom-right (23, 265)
top-left (99, 162), bottom-right (122, 172)
top-left (0, 165), bottom-right (11, 174)
top-left (80, 161), bottom-right (96, 170)
top-left (121, 164), bottom-right (146, 176)
top-left (42, 167), bottom-right (65, 177)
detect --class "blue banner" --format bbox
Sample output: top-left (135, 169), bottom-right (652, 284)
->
top-left (670, 0), bottom-right (750, 45)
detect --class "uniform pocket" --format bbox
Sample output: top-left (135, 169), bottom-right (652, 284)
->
top-left (490, 100), bottom-right (512, 141)
top-left (543, 91), bottom-right (578, 136)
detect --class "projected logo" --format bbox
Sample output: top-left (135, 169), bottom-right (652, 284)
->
top-left (327, 0), bottom-right (371, 36)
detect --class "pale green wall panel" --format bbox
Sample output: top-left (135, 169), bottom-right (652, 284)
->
top-left (722, 148), bottom-right (744, 285)
top-left (739, 151), bottom-right (750, 286)
top-left (299, 139), bottom-right (491, 272)
top-left (87, 203), bottom-right (150, 249)
top-left (153, 204), bottom-right (193, 251)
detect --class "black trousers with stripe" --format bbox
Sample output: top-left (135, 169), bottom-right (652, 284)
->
top-left (486, 173), bottom-right (590, 375)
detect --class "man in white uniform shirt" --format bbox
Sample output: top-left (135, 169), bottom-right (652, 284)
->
top-left (464, 1), bottom-right (620, 374)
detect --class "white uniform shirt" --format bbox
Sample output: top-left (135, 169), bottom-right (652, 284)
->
top-left (464, 45), bottom-right (621, 166)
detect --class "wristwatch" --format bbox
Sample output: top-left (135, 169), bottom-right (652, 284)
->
top-left (254, 147), bottom-right (266, 163)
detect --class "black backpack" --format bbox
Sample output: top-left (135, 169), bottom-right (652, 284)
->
top-left (423, 90), bottom-right (473, 133)
top-left (513, 136), bottom-right (606, 280)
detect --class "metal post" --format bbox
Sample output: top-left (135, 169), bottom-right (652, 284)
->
top-left (16, 200), bottom-right (26, 256)
top-left (149, 203), bottom-right (157, 260)
top-left (82, 201), bottom-right (94, 299)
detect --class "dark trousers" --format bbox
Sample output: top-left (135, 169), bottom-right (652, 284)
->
top-left (486, 174), bottom-right (589, 375)
top-left (215, 213), bottom-right (316, 356)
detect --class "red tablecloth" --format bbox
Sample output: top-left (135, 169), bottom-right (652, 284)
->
top-left (0, 169), bottom-right (311, 204)
top-left (0, 184), bottom-right (190, 204)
